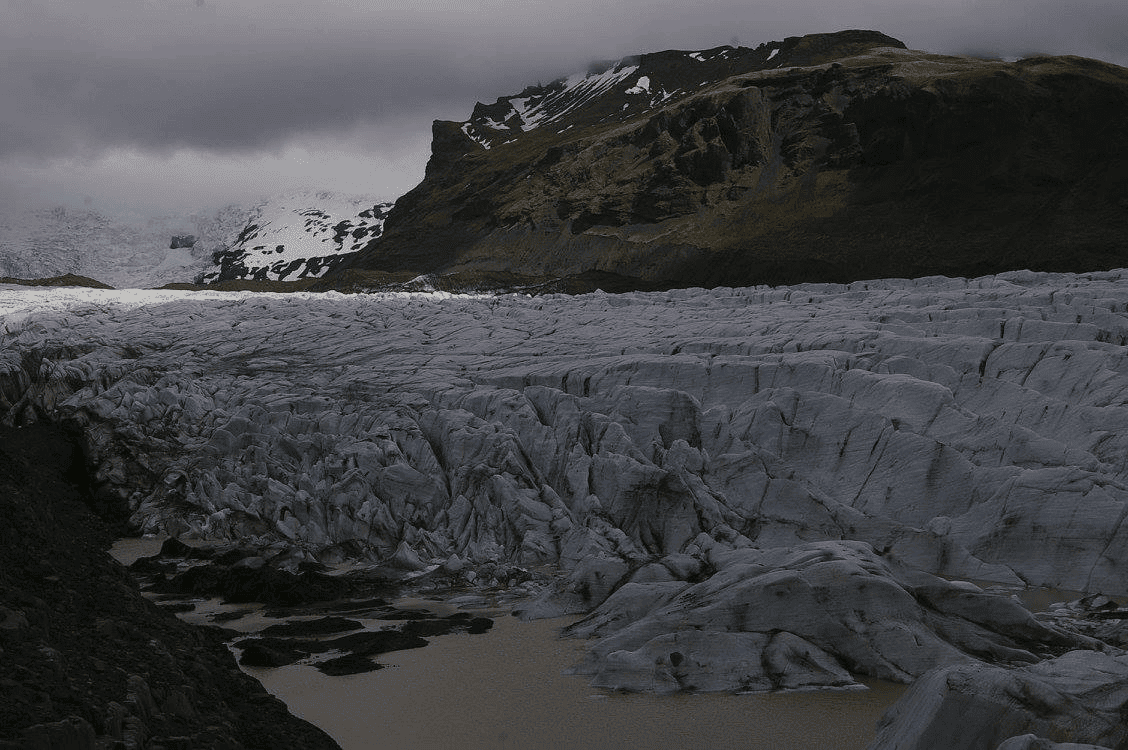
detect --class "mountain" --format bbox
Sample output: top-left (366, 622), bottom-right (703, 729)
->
top-left (198, 192), bottom-right (394, 284)
top-left (328, 29), bottom-right (1128, 293)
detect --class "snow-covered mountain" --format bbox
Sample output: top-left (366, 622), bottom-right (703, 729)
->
top-left (197, 192), bottom-right (394, 284)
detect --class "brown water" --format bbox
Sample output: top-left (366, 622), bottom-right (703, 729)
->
top-left (245, 613), bottom-right (906, 750)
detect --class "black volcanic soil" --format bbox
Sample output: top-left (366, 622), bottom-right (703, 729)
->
top-left (0, 423), bottom-right (341, 750)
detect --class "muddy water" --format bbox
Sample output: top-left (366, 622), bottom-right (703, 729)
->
top-left (245, 613), bottom-right (906, 750)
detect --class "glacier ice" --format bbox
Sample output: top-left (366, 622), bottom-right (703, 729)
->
top-left (3, 269), bottom-right (1128, 693)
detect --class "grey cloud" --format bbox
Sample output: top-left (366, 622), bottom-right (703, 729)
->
top-left (5, 0), bottom-right (1126, 163)
top-left (0, 1), bottom-right (589, 160)
top-left (2, 0), bottom-right (1126, 215)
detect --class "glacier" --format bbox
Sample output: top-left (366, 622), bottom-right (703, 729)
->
top-left (0, 206), bottom-right (217, 289)
top-left (3, 269), bottom-right (1128, 709)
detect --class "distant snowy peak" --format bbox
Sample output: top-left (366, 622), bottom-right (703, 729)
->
top-left (199, 192), bottom-right (394, 284)
top-left (458, 33), bottom-right (897, 149)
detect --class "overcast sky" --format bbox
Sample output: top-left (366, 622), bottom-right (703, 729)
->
top-left (3, 0), bottom-right (1127, 219)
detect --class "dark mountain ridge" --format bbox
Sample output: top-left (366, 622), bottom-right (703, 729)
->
top-left (324, 30), bottom-right (1128, 293)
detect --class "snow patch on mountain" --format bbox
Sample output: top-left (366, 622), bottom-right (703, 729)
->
top-left (625, 76), bottom-right (651, 94)
top-left (198, 192), bottom-right (393, 284)
top-left (456, 40), bottom-right (808, 151)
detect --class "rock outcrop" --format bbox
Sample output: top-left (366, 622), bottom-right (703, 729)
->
top-left (327, 30), bottom-right (1128, 293)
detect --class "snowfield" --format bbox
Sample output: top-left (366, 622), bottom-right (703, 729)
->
top-left (3, 270), bottom-right (1128, 717)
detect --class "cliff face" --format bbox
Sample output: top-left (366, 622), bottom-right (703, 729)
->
top-left (332, 30), bottom-right (1128, 292)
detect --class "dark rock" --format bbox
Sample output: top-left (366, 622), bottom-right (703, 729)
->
top-left (155, 559), bottom-right (352, 606)
top-left (401, 618), bottom-right (469, 638)
top-left (236, 623), bottom-right (437, 670)
top-left (315, 654), bottom-right (384, 676)
top-left (262, 595), bottom-right (390, 619)
top-left (237, 641), bottom-right (306, 668)
top-left (157, 600), bottom-right (196, 614)
top-left (157, 537), bottom-right (196, 558)
top-left (20, 715), bottom-right (96, 750)
top-left (466, 617), bottom-right (493, 635)
top-left (0, 275), bottom-right (114, 290)
top-left (0, 423), bottom-right (341, 749)
top-left (127, 556), bottom-right (175, 575)
top-left (169, 235), bottom-right (196, 250)
top-left (320, 629), bottom-right (429, 656)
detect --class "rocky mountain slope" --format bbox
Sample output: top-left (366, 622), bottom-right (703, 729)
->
top-left (329, 30), bottom-right (1128, 293)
